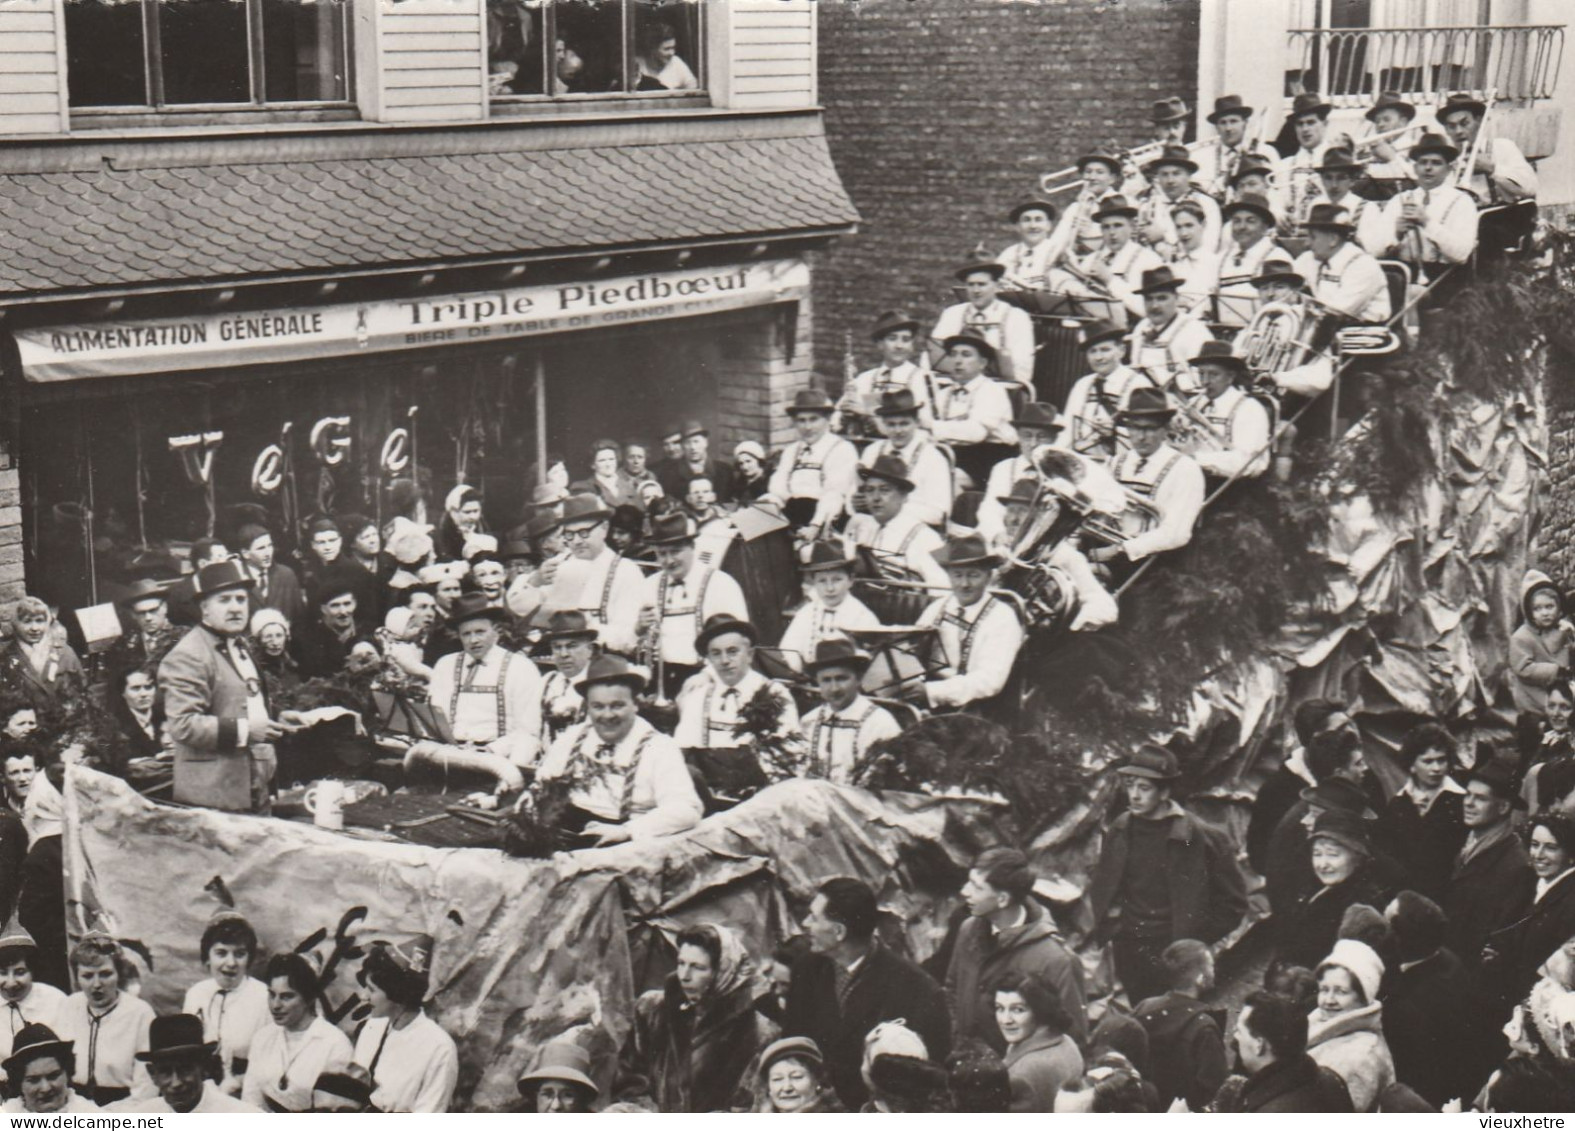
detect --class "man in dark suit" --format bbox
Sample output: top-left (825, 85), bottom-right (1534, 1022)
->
top-left (166, 538), bottom-right (231, 627)
top-left (292, 567), bottom-right (365, 679)
top-left (1442, 760), bottom-right (1534, 971)
top-left (783, 877), bottom-right (951, 1109)
top-left (159, 560), bottom-right (304, 812)
top-left (236, 524), bottom-right (303, 625)
top-left (104, 579), bottom-right (187, 674)
top-left (1223, 991), bottom-right (1353, 1112)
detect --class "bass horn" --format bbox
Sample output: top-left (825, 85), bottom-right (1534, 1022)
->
top-left (1236, 301), bottom-right (1316, 377)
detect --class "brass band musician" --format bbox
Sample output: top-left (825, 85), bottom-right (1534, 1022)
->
top-left (1128, 266), bottom-right (1211, 395)
top-left (1360, 91), bottom-right (1421, 182)
top-left (929, 261), bottom-right (1037, 389)
top-left (1175, 341), bottom-right (1272, 481)
top-left (1377, 133), bottom-right (1480, 276)
top-left (840, 310), bottom-right (937, 433)
top-left (1088, 388), bottom-right (1206, 565)
top-left (1136, 144), bottom-right (1222, 256)
top-left (1197, 94), bottom-right (1256, 198)
top-left (637, 512), bottom-right (750, 699)
top-left (1061, 319), bottom-right (1150, 463)
top-left (1438, 91), bottom-right (1537, 205)
top-left (997, 200), bottom-right (1060, 292)
top-left (1047, 196), bottom-right (1163, 323)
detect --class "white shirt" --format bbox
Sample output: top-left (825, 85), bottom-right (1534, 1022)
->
top-left (976, 453), bottom-right (1036, 543)
top-left (1324, 191), bottom-right (1390, 257)
top-left (930, 376), bottom-right (1018, 446)
top-left (543, 547), bottom-right (646, 656)
top-left (1397, 774), bottom-right (1466, 817)
top-left (1045, 186), bottom-right (1117, 263)
top-left (1167, 244), bottom-right (1221, 312)
top-left (931, 300), bottom-right (1036, 387)
top-left (1280, 139), bottom-right (1336, 223)
top-left (778, 593), bottom-right (880, 672)
top-left (353, 1012), bottom-right (460, 1113)
top-left (183, 976), bottom-right (271, 1081)
top-left (1137, 186), bottom-right (1222, 258)
top-left (845, 361), bottom-right (938, 428)
top-left (860, 433), bottom-right (953, 526)
top-left (1048, 539), bottom-right (1120, 631)
top-left (1, 981), bottom-right (67, 1060)
top-left (58, 992), bottom-right (156, 1099)
top-left (1184, 386), bottom-right (1271, 480)
top-left (767, 432), bottom-right (862, 529)
top-left (640, 562), bottom-right (749, 667)
top-left (1129, 313), bottom-right (1211, 395)
top-left (242, 1016), bottom-right (354, 1113)
top-left (538, 667), bottom-right (586, 749)
top-left (1463, 136), bottom-right (1538, 204)
top-left (4, 1092), bottom-right (101, 1113)
top-left (801, 695), bottom-right (902, 784)
top-left (1070, 240), bottom-right (1164, 319)
top-left (918, 594), bottom-right (1024, 709)
top-left (845, 507), bottom-right (950, 595)
top-left (1213, 234), bottom-right (1285, 326)
top-left (537, 717), bottom-right (704, 840)
top-left (996, 239), bottom-right (1057, 291)
top-left (1294, 241), bottom-right (1391, 323)
top-left (1197, 140), bottom-right (1252, 197)
top-left (428, 645), bottom-right (543, 765)
top-left (640, 53), bottom-right (698, 91)
top-left (1377, 184), bottom-right (1479, 266)
top-left (1061, 366), bottom-right (1152, 462)
top-left (1536, 868), bottom-right (1575, 904)
top-left (674, 667), bottom-right (802, 750)
top-left (1111, 443), bottom-right (1206, 560)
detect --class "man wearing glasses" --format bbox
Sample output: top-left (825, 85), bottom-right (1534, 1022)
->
top-left (531, 494), bottom-right (646, 657)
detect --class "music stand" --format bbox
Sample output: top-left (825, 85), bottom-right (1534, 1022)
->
top-left (847, 626), bottom-right (944, 699)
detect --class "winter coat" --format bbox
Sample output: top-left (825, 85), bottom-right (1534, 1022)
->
top-left (1306, 1002), bottom-right (1395, 1112)
top-left (1087, 806), bottom-right (1248, 947)
top-left (619, 927), bottom-right (778, 1113)
top-left (782, 940), bottom-right (952, 1110)
top-left (1377, 781), bottom-right (1467, 901)
top-left (1274, 863), bottom-right (1393, 972)
top-left (1383, 946), bottom-right (1499, 1108)
top-left (1001, 1028), bottom-right (1082, 1113)
top-left (1510, 571), bottom-right (1571, 714)
top-left (1489, 869), bottom-right (1575, 1007)
top-left (1247, 757), bottom-right (1312, 875)
top-left (1133, 991), bottom-right (1227, 1109)
top-left (944, 902), bottom-right (1088, 1051)
top-left (1227, 1054), bottom-right (1354, 1113)
top-left (1442, 823), bottom-right (1535, 971)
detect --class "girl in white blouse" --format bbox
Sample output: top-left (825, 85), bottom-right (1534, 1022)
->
top-left (352, 937), bottom-right (459, 1113)
top-left (180, 912), bottom-right (270, 1094)
top-left (56, 935), bottom-right (154, 1105)
top-left (241, 954), bottom-right (352, 1113)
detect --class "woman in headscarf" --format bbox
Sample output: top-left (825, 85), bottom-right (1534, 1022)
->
top-left (618, 922), bottom-right (777, 1112)
top-left (435, 487), bottom-right (487, 562)
top-left (1306, 938), bottom-right (1395, 1111)
top-left (241, 954), bottom-right (352, 1112)
top-left (250, 609), bottom-right (302, 695)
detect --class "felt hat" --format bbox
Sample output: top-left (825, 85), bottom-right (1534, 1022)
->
top-left (447, 592), bottom-right (506, 628)
top-left (1192, 339), bottom-right (1249, 374)
top-left (1410, 131), bottom-right (1461, 162)
top-left (1252, 256), bottom-right (1307, 290)
top-left (931, 533), bottom-right (1002, 570)
top-left (1315, 146), bottom-right (1365, 174)
top-left (309, 564), bottom-right (364, 607)
top-left (759, 1036), bottom-right (824, 1074)
top-left (1230, 152), bottom-right (1279, 184)
top-left (1115, 386), bottom-right (1175, 425)
top-left (1289, 91), bottom-right (1332, 119)
top-left (868, 1054), bottom-right (950, 1105)
top-left (1366, 90), bottom-right (1417, 122)
top-left (681, 420), bottom-right (708, 439)
top-left (1076, 146), bottom-right (1125, 175)
top-left (1221, 192), bottom-right (1277, 226)
top-left (532, 482), bottom-right (568, 507)
top-left (191, 559), bottom-right (254, 598)
top-left (313, 1070), bottom-right (375, 1109)
top-left (1463, 758), bottom-right (1524, 806)
top-left (517, 1039), bottom-right (599, 1097)
top-left (785, 389), bottom-right (837, 417)
top-left (1013, 401), bottom-right (1065, 431)
top-left (524, 510), bottom-right (564, 541)
top-left (859, 454), bottom-right (916, 493)
top-left (2, 1024), bottom-right (73, 1077)
top-left (1080, 319), bottom-right (1128, 349)
top-left (1298, 776), bottom-right (1373, 817)
top-left (543, 610), bottom-right (599, 643)
top-left (1135, 266), bottom-right (1186, 295)
top-left (558, 494), bottom-right (613, 527)
top-left (804, 635), bottom-right (873, 677)
top-left (658, 422), bottom-right (685, 443)
top-left (870, 309), bottom-right (921, 341)
top-left (1439, 91), bottom-right (1487, 120)
top-left (694, 613), bottom-right (758, 653)
top-left (1009, 199), bottom-right (1059, 223)
top-left (1322, 938), bottom-right (1385, 1003)
top-left (1117, 743), bottom-right (1181, 780)
top-left (1311, 807), bottom-right (1372, 857)
top-left (952, 260), bottom-right (1006, 283)
top-left (136, 1014), bottom-right (217, 1065)
top-left (1092, 195), bottom-right (1140, 223)
top-left (498, 539), bottom-right (533, 562)
top-left (874, 389), bottom-right (922, 418)
top-left (799, 540), bottom-right (855, 574)
top-left (1144, 144), bottom-right (1199, 176)
top-left (641, 513), bottom-right (692, 548)
top-left (1149, 96), bottom-right (1189, 123)
top-left (1207, 93), bottom-right (1253, 123)
top-left (1304, 202), bottom-right (1356, 233)
top-left (574, 654), bottom-right (646, 697)
top-left (117, 578), bottom-right (169, 609)
top-left (997, 477), bottom-right (1043, 507)
top-left (941, 330), bottom-right (998, 368)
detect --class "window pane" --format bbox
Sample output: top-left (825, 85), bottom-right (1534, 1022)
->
top-left (158, 0), bottom-right (251, 104)
top-left (65, 0), bottom-right (149, 107)
top-left (631, 0), bottom-right (699, 92)
top-left (261, 0), bottom-right (349, 101)
top-left (488, 0), bottom-right (546, 96)
top-left (555, 0), bottom-right (625, 94)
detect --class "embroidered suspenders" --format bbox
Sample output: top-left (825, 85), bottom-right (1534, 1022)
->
top-left (808, 700), bottom-right (878, 776)
top-left (448, 650), bottom-right (514, 741)
top-left (940, 599), bottom-right (993, 671)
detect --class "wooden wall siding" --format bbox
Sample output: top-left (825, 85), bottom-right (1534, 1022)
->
top-left (729, 0), bottom-right (816, 109)
top-left (0, 0), bottom-right (67, 135)
top-left (373, 0), bottom-right (486, 122)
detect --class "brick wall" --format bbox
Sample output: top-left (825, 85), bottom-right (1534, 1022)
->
top-left (0, 441), bottom-right (21, 601)
top-left (1540, 344), bottom-right (1575, 581)
top-left (811, 0), bottom-right (1202, 383)
top-left (715, 293), bottom-right (816, 453)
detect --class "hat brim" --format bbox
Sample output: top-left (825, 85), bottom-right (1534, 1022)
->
top-left (1411, 143), bottom-right (1461, 162)
top-left (1144, 158), bottom-right (1199, 176)
top-left (695, 621), bottom-right (759, 653)
top-left (1009, 203), bottom-right (1058, 223)
top-left (137, 1041), bottom-right (219, 1064)
top-left (518, 1068), bottom-right (599, 1096)
top-left (874, 403), bottom-right (921, 418)
top-left (1093, 206), bottom-right (1140, 223)
top-left (1116, 764), bottom-right (1180, 781)
top-left (1441, 100), bottom-right (1487, 120)
top-left (1135, 279), bottom-right (1186, 296)
top-left (1081, 329), bottom-right (1128, 350)
top-left (1206, 106), bottom-right (1253, 123)
top-left (574, 670), bottom-right (646, 697)
top-left (953, 262), bottom-right (1007, 282)
top-left (1077, 155), bottom-right (1124, 175)
top-left (1314, 161), bottom-right (1365, 175)
top-left (1116, 409), bottom-right (1176, 425)
top-left (1252, 271), bottom-right (1307, 289)
top-left (799, 556), bottom-right (855, 574)
top-left (1151, 110), bottom-right (1188, 124)
top-left (644, 529), bottom-right (698, 546)
top-left (1292, 102), bottom-right (1333, 118)
top-left (1306, 219), bottom-right (1355, 233)
top-left (933, 551), bottom-right (1003, 570)
top-left (805, 655), bottom-right (873, 677)
top-left (859, 468), bottom-right (916, 493)
top-left (451, 606), bottom-right (509, 627)
top-left (941, 335), bottom-right (999, 363)
top-left (871, 319), bottom-right (920, 341)
top-left (785, 403), bottom-right (835, 417)
top-left (1012, 415), bottom-right (1065, 431)
top-left (544, 627), bottom-right (599, 643)
top-left (1194, 354), bottom-right (1249, 373)
top-left (1365, 103), bottom-right (1416, 122)
top-left (1221, 202), bottom-right (1276, 225)
top-left (560, 507), bottom-right (614, 527)
top-left (4, 1039), bottom-right (75, 1075)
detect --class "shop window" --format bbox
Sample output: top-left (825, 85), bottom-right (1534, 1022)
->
top-left (489, 0), bottom-right (703, 103)
top-left (65, 0), bottom-right (352, 112)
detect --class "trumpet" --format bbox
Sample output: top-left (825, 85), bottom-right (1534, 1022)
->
top-left (1168, 395), bottom-right (1230, 453)
top-left (637, 594), bottom-right (671, 708)
top-left (1351, 121), bottom-right (1421, 156)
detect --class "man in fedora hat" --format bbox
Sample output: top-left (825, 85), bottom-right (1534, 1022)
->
top-left (1279, 91), bottom-right (1351, 226)
top-left (1051, 196), bottom-right (1163, 322)
top-left (1215, 192), bottom-right (1288, 325)
top-left (109, 1013), bottom-right (259, 1112)
top-left (1361, 91), bottom-right (1421, 182)
top-left (1087, 745), bottom-right (1247, 1003)
top-left (976, 401), bottom-right (1064, 545)
top-left (1062, 319), bottom-right (1149, 464)
top-left (536, 656), bottom-right (703, 845)
top-left (928, 261), bottom-right (1035, 388)
top-left (928, 333), bottom-right (1018, 455)
top-left (1225, 152), bottom-right (1287, 225)
top-left (537, 610), bottom-right (599, 748)
top-left (990, 478), bottom-right (1118, 633)
top-left (1377, 133), bottom-right (1480, 275)
top-left (1314, 147), bottom-right (1388, 255)
top-left (1438, 91), bottom-right (1537, 205)
top-left (426, 593), bottom-right (542, 772)
top-left (1198, 93), bottom-right (1256, 197)
top-left (858, 389), bottom-right (952, 527)
top-left (0, 925), bottom-right (66, 1062)
top-left (845, 455), bottom-right (950, 596)
top-left (997, 200), bottom-right (1060, 291)
top-left (912, 534), bottom-right (1023, 712)
top-left (778, 541), bottom-right (878, 672)
top-left (523, 494), bottom-right (645, 657)
top-left (637, 512), bottom-right (749, 698)
top-left (159, 559), bottom-right (306, 812)
top-left (1292, 203), bottom-right (1391, 323)
top-left (766, 389), bottom-right (861, 543)
top-left (1092, 387), bottom-right (1205, 565)
top-left (1180, 341), bottom-right (1272, 480)
top-left (797, 636), bottom-right (901, 784)
top-left (658, 421), bottom-right (735, 506)
top-left (1136, 144), bottom-right (1221, 256)
top-left (1443, 757), bottom-right (1535, 973)
top-left (839, 310), bottom-right (937, 435)
top-left (1046, 146), bottom-right (1125, 263)
top-left (1243, 255), bottom-right (1336, 398)
top-left (1148, 95), bottom-right (1190, 146)
top-left (106, 578), bottom-right (187, 673)
top-left (1128, 266), bottom-right (1212, 394)
top-left (1, 1023), bottom-right (97, 1113)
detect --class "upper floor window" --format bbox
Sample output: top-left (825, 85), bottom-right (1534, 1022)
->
top-left (489, 0), bottom-right (703, 102)
top-left (65, 0), bottom-right (352, 110)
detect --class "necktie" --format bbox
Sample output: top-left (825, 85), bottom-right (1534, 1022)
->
top-left (7, 1001), bottom-right (20, 1036)
top-left (464, 657), bottom-right (484, 688)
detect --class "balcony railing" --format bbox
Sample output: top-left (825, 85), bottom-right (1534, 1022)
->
top-left (1286, 24), bottom-right (1564, 107)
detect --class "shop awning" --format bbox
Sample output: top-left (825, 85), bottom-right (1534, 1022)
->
top-left (0, 114), bottom-right (857, 298)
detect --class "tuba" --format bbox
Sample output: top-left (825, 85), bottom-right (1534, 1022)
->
top-left (1236, 301), bottom-right (1314, 377)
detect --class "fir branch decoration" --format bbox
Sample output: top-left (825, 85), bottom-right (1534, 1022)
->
top-left (733, 683), bottom-right (807, 781)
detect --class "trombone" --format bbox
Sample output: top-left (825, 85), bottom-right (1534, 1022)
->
top-left (1453, 88), bottom-right (1498, 197)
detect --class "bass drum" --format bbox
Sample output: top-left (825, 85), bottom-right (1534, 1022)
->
top-left (852, 546), bottom-right (934, 625)
top-left (721, 520), bottom-right (797, 644)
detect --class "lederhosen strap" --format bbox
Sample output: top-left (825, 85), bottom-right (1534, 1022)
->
top-left (596, 554), bottom-right (621, 623)
top-left (573, 726), bottom-right (654, 819)
top-left (1118, 448), bottom-right (1182, 501)
top-left (700, 681), bottom-right (748, 749)
top-left (808, 700), bottom-right (877, 776)
top-left (448, 651), bottom-right (513, 741)
top-left (941, 599), bottom-right (993, 672)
